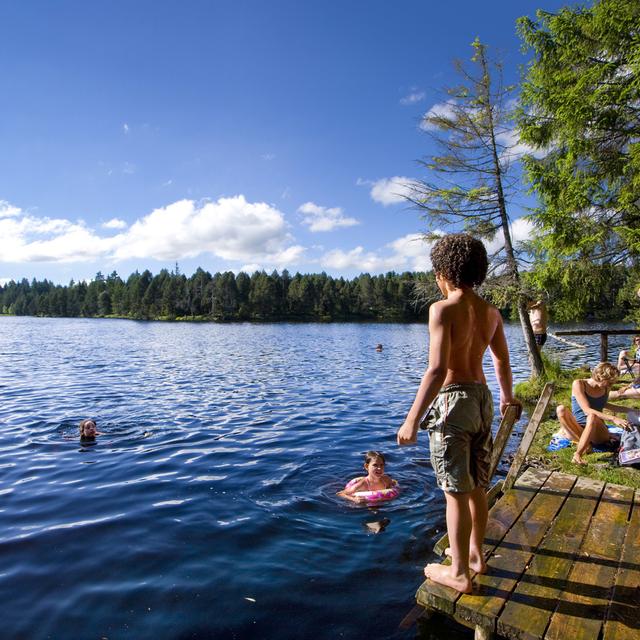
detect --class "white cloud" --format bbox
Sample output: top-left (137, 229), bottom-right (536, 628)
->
top-left (369, 176), bottom-right (417, 206)
top-left (495, 128), bottom-right (547, 160)
top-left (239, 263), bottom-right (261, 274)
top-left (320, 232), bottom-right (438, 273)
top-left (123, 123), bottom-right (130, 134)
top-left (297, 201), bottom-right (359, 232)
top-left (101, 218), bottom-right (127, 230)
top-left (400, 90), bottom-right (426, 105)
top-left (420, 100), bottom-right (457, 131)
top-left (122, 162), bottom-right (136, 175)
top-left (0, 214), bottom-right (111, 263)
top-left (0, 196), bottom-right (306, 267)
top-left (387, 233), bottom-right (434, 271)
top-left (321, 247), bottom-right (400, 272)
top-left (484, 217), bottom-right (536, 255)
top-left (261, 153), bottom-right (276, 161)
top-left (0, 201), bottom-right (21, 219)
top-left (0, 277), bottom-right (12, 286)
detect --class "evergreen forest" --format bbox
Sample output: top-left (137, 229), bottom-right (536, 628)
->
top-left (0, 269), bottom-right (435, 323)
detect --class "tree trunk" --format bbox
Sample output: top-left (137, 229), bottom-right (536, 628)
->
top-left (477, 44), bottom-right (545, 380)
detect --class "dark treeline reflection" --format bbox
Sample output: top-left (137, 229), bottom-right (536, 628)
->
top-left (0, 268), bottom-right (435, 322)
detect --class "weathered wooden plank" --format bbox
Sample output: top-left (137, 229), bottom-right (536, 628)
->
top-left (398, 604), bottom-right (431, 630)
top-left (416, 468), bottom-right (550, 615)
top-left (503, 383), bottom-right (555, 492)
top-left (434, 480), bottom-right (504, 556)
top-left (603, 488), bottom-right (640, 640)
top-left (544, 483), bottom-right (634, 640)
top-left (454, 472), bottom-right (575, 630)
top-left (489, 404), bottom-right (520, 479)
top-left (496, 476), bottom-right (604, 640)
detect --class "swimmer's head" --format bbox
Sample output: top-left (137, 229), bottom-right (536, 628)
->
top-left (364, 450), bottom-right (385, 475)
top-left (79, 419), bottom-right (97, 439)
top-left (591, 362), bottom-right (619, 385)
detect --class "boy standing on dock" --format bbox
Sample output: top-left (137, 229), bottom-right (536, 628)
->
top-left (397, 234), bottom-right (521, 594)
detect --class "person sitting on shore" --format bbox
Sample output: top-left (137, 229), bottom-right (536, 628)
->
top-left (609, 377), bottom-right (640, 400)
top-left (338, 451), bottom-right (395, 504)
top-left (79, 419), bottom-right (99, 441)
top-left (556, 362), bottom-right (633, 465)
top-left (616, 335), bottom-right (640, 377)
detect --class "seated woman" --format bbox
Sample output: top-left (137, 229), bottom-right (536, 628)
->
top-left (616, 335), bottom-right (640, 377)
top-left (556, 362), bottom-right (632, 465)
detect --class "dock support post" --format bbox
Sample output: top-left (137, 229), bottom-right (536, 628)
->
top-left (601, 333), bottom-right (608, 363)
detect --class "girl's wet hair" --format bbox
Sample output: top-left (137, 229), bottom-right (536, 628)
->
top-left (364, 450), bottom-right (385, 465)
top-left (79, 419), bottom-right (97, 436)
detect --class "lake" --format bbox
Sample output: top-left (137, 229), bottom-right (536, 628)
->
top-left (0, 317), bottom-right (633, 639)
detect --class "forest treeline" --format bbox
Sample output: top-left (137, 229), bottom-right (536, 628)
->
top-left (0, 268), bottom-right (437, 322)
top-left (1, 261), bottom-right (636, 323)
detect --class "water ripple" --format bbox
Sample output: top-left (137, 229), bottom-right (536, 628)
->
top-left (0, 317), bottom-right (631, 639)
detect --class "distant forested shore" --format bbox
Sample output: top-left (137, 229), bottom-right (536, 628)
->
top-left (1, 261), bottom-right (637, 324)
top-left (0, 268), bottom-right (435, 323)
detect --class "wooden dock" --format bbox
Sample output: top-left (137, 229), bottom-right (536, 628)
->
top-left (413, 468), bottom-right (640, 639)
top-left (403, 383), bottom-right (640, 639)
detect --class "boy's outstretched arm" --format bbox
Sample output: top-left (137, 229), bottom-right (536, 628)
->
top-left (489, 311), bottom-right (522, 418)
top-left (397, 303), bottom-right (450, 446)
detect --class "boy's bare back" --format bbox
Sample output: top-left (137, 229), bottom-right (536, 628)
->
top-left (432, 287), bottom-right (502, 387)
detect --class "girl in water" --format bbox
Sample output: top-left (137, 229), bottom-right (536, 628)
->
top-left (79, 419), bottom-right (100, 441)
top-left (556, 362), bottom-right (633, 465)
top-left (338, 451), bottom-right (397, 503)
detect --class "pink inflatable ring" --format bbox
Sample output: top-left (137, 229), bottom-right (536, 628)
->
top-left (345, 478), bottom-right (399, 503)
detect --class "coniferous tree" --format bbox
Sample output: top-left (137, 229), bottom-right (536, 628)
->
top-left (411, 39), bottom-right (544, 377)
top-left (517, 0), bottom-right (640, 322)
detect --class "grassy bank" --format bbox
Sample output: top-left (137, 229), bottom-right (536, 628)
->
top-left (515, 355), bottom-right (640, 489)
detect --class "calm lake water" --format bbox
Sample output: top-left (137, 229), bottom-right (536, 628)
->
top-left (0, 317), bottom-right (633, 639)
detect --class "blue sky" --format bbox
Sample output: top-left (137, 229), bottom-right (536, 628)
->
top-left (0, 0), bottom-right (568, 284)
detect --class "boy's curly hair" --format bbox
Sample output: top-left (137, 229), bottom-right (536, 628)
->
top-left (430, 233), bottom-right (488, 288)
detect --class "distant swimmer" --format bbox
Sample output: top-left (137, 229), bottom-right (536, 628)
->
top-left (79, 419), bottom-right (100, 441)
top-left (376, 343), bottom-right (383, 352)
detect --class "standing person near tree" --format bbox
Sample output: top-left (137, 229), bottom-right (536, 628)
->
top-left (397, 234), bottom-right (521, 594)
top-left (527, 299), bottom-right (548, 349)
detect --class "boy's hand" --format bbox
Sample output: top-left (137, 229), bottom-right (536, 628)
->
top-left (500, 399), bottom-right (523, 420)
top-left (397, 420), bottom-right (418, 446)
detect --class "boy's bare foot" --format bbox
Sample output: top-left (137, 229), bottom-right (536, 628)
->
top-left (443, 547), bottom-right (487, 574)
top-left (424, 563), bottom-right (472, 594)
top-left (572, 452), bottom-right (587, 465)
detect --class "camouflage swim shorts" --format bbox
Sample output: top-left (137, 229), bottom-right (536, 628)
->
top-left (422, 382), bottom-right (494, 493)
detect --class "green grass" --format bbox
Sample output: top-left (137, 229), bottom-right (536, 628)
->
top-left (516, 362), bottom-right (640, 489)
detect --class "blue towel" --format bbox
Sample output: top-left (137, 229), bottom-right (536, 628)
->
top-left (547, 426), bottom-right (624, 452)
